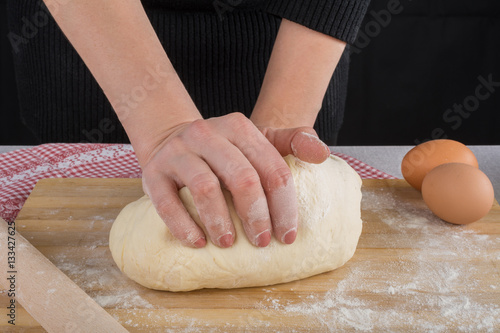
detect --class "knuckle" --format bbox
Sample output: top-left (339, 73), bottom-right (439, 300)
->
top-left (266, 166), bottom-right (293, 190)
top-left (231, 168), bottom-right (261, 191)
top-left (186, 119), bottom-right (212, 139)
top-left (227, 113), bottom-right (255, 134)
top-left (190, 174), bottom-right (220, 200)
top-left (227, 112), bottom-right (248, 123)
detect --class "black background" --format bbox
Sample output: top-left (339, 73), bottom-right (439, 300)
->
top-left (340, 0), bottom-right (500, 145)
top-left (1, 0), bottom-right (500, 145)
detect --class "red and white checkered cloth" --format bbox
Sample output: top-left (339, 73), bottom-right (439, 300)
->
top-left (0, 144), bottom-right (395, 222)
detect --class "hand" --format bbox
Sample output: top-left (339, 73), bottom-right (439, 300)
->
top-left (141, 113), bottom-right (321, 249)
top-left (257, 126), bottom-right (331, 165)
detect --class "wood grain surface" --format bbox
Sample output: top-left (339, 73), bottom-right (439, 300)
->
top-left (0, 218), bottom-right (128, 333)
top-left (0, 178), bottom-right (499, 332)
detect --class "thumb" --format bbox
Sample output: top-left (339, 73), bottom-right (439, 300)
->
top-left (261, 127), bottom-right (331, 164)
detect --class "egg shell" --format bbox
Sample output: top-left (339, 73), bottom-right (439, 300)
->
top-left (421, 163), bottom-right (494, 225)
top-left (401, 139), bottom-right (478, 191)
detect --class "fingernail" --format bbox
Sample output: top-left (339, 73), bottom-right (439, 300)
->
top-left (217, 232), bottom-right (234, 248)
top-left (281, 228), bottom-right (297, 244)
top-left (193, 237), bottom-right (206, 248)
top-left (301, 132), bottom-right (330, 154)
top-left (254, 229), bottom-right (271, 247)
top-left (291, 140), bottom-right (299, 156)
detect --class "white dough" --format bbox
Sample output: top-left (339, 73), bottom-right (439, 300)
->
top-left (109, 155), bottom-right (362, 292)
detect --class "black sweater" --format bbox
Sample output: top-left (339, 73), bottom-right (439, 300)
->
top-left (7, 0), bottom-right (370, 144)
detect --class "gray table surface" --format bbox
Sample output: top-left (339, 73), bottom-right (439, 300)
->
top-left (1, 145), bottom-right (499, 201)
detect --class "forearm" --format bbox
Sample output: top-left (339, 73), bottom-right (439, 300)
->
top-left (251, 19), bottom-right (346, 128)
top-left (43, 0), bottom-right (201, 164)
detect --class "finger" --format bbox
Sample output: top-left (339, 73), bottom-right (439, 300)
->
top-left (142, 170), bottom-right (207, 248)
top-left (184, 118), bottom-right (272, 247)
top-left (171, 153), bottom-right (235, 248)
top-left (262, 127), bottom-right (330, 164)
top-left (201, 141), bottom-right (272, 247)
top-left (215, 114), bottom-right (298, 244)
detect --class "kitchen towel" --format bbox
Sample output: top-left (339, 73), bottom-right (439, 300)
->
top-left (0, 144), bottom-right (396, 222)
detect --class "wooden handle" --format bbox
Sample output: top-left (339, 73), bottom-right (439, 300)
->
top-left (0, 219), bottom-right (128, 332)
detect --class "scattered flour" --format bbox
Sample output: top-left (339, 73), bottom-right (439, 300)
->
top-left (94, 290), bottom-right (153, 309)
top-left (49, 245), bottom-right (155, 312)
top-left (43, 186), bottom-right (498, 332)
top-left (250, 187), bottom-right (500, 332)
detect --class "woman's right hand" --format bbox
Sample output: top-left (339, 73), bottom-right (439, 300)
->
top-left (40, 0), bottom-right (331, 250)
top-left (45, 0), bottom-right (301, 249)
top-left (141, 113), bottom-right (301, 249)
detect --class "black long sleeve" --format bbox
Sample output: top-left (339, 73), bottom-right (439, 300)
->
top-left (265, 0), bottom-right (370, 43)
top-left (7, 0), bottom-right (368, 145)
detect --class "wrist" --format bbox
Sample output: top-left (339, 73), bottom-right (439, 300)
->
top-left (110, 73), bottom-right (203, 167)
top-left (251, 19), bottom-right (346, 130)
top-left (250, 103), bottom-right (318, 129)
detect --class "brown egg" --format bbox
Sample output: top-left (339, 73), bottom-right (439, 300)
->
top-left (401, 139), bottom-right (478, 191)
top-left (422, 163), bottom-right (494, 225)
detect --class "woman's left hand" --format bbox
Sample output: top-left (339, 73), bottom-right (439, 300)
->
top-left (255, 126), bottom-right (331, 164)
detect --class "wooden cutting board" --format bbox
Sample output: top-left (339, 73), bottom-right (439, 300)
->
top-left (1, 178), bottom-right (499, 332)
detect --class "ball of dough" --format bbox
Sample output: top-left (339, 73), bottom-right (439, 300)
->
top-left (109, 155), bottom-right (362, 292)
